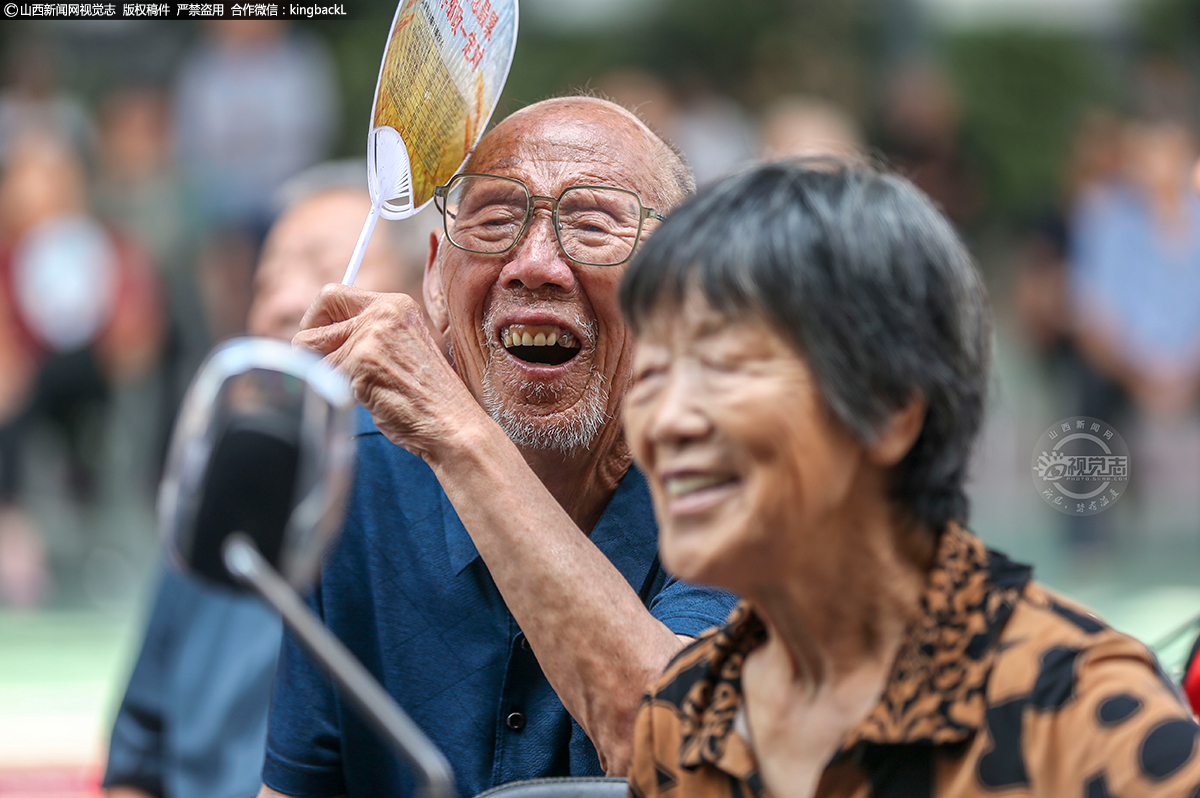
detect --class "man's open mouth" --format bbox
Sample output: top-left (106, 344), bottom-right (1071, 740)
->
top-left (501, 323), bottom-right (582, 366)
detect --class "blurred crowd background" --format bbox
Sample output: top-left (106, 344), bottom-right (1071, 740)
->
top-left (4, 0), bottom-right (1200, 792)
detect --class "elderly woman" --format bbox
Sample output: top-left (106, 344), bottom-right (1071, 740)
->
top-left (619, 160), bottom-right (1200, 798)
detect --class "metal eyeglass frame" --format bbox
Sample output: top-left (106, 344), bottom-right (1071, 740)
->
top-left (433, 172), bottom-right (666, 267)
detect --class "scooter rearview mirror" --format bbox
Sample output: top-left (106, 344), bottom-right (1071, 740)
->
top-left (155, 336), bottom-right (456, 798)
top-left (157, 337), bottom-right (355, 591)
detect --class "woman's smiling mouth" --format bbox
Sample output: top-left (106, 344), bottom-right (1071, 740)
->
top-left (663, 472), bottom-right (738, 498)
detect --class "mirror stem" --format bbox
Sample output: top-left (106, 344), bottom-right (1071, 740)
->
top-left (223, 533), bottom-right (456, 798)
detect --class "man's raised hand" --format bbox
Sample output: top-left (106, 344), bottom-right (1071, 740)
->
top-left (294, 284), bottom-right (485, 464)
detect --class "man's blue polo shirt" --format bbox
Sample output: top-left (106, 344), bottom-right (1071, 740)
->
top-left (264, 408), bottom-right (737, 798)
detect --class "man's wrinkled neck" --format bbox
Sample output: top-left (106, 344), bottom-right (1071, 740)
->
top-left (518, 425), bottom-right (633, 536)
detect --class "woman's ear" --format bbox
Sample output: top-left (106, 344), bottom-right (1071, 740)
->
top-left (867, 396), bottom-right (927, 467)
top-left (423, 230), bottom-right (450, 336)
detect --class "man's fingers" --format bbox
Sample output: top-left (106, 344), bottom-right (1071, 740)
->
top-left (299, 284), bottom-right (375, 331)
top-left (293, 317), bottom-right (356, 356)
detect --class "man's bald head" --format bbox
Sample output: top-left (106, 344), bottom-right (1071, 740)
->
top-left (465, 96), bottom-right (694, 212)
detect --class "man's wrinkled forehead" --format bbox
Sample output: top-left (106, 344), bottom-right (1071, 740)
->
top-left (479, 155), bottom-right (523, 171)
top-left (464, 98), bottom-right (666, 197)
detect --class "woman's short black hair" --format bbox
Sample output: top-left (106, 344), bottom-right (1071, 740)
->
top-left (620, 158), bottom-right (991, 533)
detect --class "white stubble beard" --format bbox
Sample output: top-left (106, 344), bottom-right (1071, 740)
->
top-left (476, 304), bottom-right (610, 453)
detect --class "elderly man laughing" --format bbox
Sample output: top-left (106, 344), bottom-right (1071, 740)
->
top-left (259, 97), bottom-right (736, 798)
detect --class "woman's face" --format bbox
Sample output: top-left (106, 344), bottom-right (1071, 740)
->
top-left (624, 292), bottom-right (869, 594)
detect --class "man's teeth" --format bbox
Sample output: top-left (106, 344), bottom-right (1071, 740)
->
top-left (502, 325), bottom-right (579, 349)
top-left (664, 474), bottom-right (734, 498)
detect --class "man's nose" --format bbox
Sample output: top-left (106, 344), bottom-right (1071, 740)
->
top-left (498, 210), bottom-right (577, 292)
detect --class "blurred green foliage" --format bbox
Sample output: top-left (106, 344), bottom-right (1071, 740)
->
top-left (1138, 0), bottom-right (1200, 59)
top-left (0, 3), bottom-right (1180, 230)
top-left (943, 30), bottom-right (1118, 222)
top-left (308, 12), bottom-right (401, 157)
top-left (314, 3), bottom-right (1132, 226)
top-left (317, 0), bottom-right (877, 118)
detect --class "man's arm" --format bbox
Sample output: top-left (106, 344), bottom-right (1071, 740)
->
top-left (294, 286), bottom-right (707, 774)
top-left (431, 421), bottom-right (691, 773)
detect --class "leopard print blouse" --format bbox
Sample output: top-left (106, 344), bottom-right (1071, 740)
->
top-left (628, 524), bottom-right (1200, 798)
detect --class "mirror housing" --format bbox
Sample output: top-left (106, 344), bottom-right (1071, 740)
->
top-left (158, 337), bottom-right (355, 590)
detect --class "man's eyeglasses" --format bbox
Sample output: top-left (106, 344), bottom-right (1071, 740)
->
top-left (433, 173), bottom-right (666, 267)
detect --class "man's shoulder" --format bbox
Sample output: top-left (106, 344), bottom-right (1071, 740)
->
top-left (334, 407), bottom-right (449, 561)
top-left (350, 406), bottom-right (440, 487)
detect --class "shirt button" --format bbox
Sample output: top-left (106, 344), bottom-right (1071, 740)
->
top-left (506, 712), bottom-right (526, 731)
top-left (516, 633), bottom-right (530, 651)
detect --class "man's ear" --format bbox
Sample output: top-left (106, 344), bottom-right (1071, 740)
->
top-left (867, 395), bottom-right (927, 467)
top-left (423, 229), bottom-right (450, 336)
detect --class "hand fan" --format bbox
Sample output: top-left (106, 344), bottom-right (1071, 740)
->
top-left (343, 0), bottom-right (519, 285)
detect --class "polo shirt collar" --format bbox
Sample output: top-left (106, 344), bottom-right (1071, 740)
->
top-left (675, 524), bottom-right (1032, 773)
top-left (441, 465), bottom-right (659, 587)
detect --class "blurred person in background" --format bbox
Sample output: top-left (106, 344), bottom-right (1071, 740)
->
top-left (93, 85), bottom-right (206, 500)
top-left (1010, 108), bottom-right (1131, 553)
top-left (0, 42), bottom-right (95, 603)
top-left (0, 134), bottom-right (164, 606)
top-left (173, 20), bottom-right (339, 344)
top-left (758, 95), bottom-right (863, 161)
top-left (1013, 108), bottom-right (1125, 370)
top-left (1065, 88), bottom-right (1200, 548)
top-left (0, 37), bottom-right (95, 164)
top-left (1069, 110), bottom-right (1200, 418)
top-left (595, 70), bottom-right (755, 188)
top-left (95, 88), bottom-right (187, 274)
top-left (95, 86), bottom-right (202, 369)
top-left (104, 163), bottom-right (434, 798)
top-left (877, 58), bottom-right (985, 233)
top-left (667, 76), bottom-right (757, 187)
top-left (593, 70), bottom-right (679, 142)
top-left (247, 165), bottom-right (438, 345)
